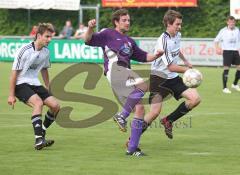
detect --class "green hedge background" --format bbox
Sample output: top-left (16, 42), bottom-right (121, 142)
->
top-left (0, 0), bottom-right (235, 37)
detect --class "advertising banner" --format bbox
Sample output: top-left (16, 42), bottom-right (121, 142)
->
top-left (138, 38), bottom-right (222, 66)
top-left (0, 37), bottom-right (222, 66)
top-left (0, 39), bottom-right (104, 63)
top-left (102, 0), bottom-right (197, 7)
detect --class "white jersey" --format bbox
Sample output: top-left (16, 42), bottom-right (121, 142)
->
top-left (214, 26), bottom-right (240, 51)
top-left (151, 32), bottom-right (181, 79)
top-left (12, 42), bottom-right (50, 86)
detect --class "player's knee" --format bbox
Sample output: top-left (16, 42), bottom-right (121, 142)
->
top-left (51, 103), bottom-right (60, 113)
top-left (141, 83), bottom-right (148, 92)
top-left (137, 82), bottom-right (148, 92)
top-left (190, 95), bottom-right (201, 108)
top-left (194, 96), bottom-right (201, 106)
top-left (135, 105), bottom-right (145, 116)
top-left (33, 99), bottom-right (44, 108)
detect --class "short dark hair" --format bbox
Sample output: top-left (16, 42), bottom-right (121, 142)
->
top-left (111, 9), bottom-right (129, 27)
top-left (163, 10), bottom-right (182, 28)
top-left (35, 23), bottom-right (55, 40)
top-left (227, 16), bottom-right (235, 21)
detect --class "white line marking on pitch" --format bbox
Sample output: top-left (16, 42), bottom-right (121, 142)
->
top-left (185, 152), bottom-right (212, 156)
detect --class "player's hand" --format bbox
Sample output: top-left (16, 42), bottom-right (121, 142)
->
top-left (188, 63), bottom-right (193, 68)
top-left (155, 49), bottom-right (164, 59)
top-left (216, 48), bottom-right (223, 55)
top-left (184, 60), bottom-right (193, 68)
top-left (88, 19), bottom-right (96, 29)
top-left (8, 95), bottom-right (16, 109)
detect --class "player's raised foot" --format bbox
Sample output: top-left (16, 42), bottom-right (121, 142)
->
top-left (222, 88), bottom-right (231, 94)
top-left (231, 84), bottom-right (240, 91)
top-left (126, 150), bottom-right (146, 156)
top-left (125, 138), bottom-right (141, 152)
top-left (160, 117), bottom-right (173, 139)
top-left (113, 113), bottom-right (127, 132)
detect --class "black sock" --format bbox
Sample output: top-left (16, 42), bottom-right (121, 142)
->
top-left (166, 102), bottom-right (191, 122)
top-left (222, 69), bottom-right (229, 89)
top-left (233, 70), bottom-right (240, 85)
top-left (43, 111), bottom-right (55, 130)
top-left (142, 120), bottom-right (150, 134)
top-left (31, 114), bottom-right (43, 138)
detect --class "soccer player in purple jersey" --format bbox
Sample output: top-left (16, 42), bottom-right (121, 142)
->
top-left (82, 9), bottom-right (163, 156)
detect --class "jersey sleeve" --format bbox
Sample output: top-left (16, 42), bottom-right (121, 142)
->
top-left (154, 37), bottom-right (164, 54)
top-left (214, 28), bottom-right (224, 43)
top-left (237, 28), bottom-right (240, 49)
top-left (85, 29), bottom-right (108, 47)
top-left (156, 35), bottom-right (173, 66)
top-left (130, 40), bottom-right (147, 62)
top-left (44, 55), bottom-right (51, 69)
top-left (12, 47), bottom-right (27, 70)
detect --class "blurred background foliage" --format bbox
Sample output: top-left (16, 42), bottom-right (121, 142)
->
top-left (0, 0), bottom-right (235, 37)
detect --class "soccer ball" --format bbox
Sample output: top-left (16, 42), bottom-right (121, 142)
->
top-left (182, 69), bottom-right (203, 88)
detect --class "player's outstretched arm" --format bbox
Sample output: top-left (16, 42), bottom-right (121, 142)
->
top-left (168, 63), bottom-right (189, 73)
top-left (81, 19), bottom-right (96, 43)
top-left (214, 42), bottom-right (223, 55)
top-left (8, 70), bottom-right (19, 108)
top-left (179, 51), bottom-right (192, 68)
top-left (146, 49), bottom-right (164, 62)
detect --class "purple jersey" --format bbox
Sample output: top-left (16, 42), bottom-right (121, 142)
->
top-left (86, 28), bottom-right (147, 74)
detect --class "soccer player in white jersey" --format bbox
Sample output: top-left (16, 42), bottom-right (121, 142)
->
top-left (8, 23), bottom-right (60, 150)
top-left (214, 16), bottom-right (240, 94)
top-left (142, 10), bottom-right (201, 139)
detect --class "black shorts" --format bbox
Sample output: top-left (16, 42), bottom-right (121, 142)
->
top-left (149, 75), bottom-right (188, 103)
top-left (223, 50), bottom-right (240, 66)
top-left (15, 83), bottom-right (51, 103)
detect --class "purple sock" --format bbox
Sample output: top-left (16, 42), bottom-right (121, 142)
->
top-left (120, 88), bottom-right (145, 119)
top-left (128, 118), bottom-right (144, 153)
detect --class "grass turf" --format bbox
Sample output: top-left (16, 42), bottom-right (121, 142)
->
top-left (0, 62), bottom-right (239, 175)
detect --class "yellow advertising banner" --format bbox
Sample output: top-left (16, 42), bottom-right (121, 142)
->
top-left (102, 0), bottom-right (197, 7)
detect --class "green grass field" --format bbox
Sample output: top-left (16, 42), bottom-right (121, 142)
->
top-left (0, 62), bottom-right (240, 175)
